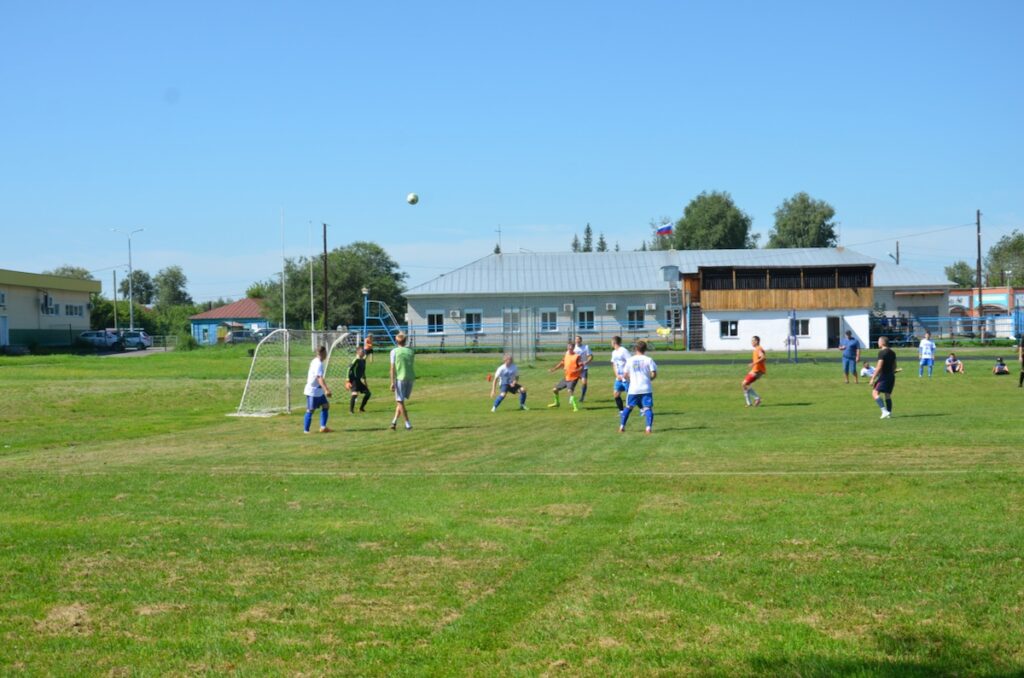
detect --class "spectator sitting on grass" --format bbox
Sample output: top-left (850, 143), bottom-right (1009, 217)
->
top-left (993, 357), bottom-right (1009, 375)
top-left (945, 353), bottom-right (965, 374)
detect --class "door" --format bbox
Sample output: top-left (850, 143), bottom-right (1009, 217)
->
top-left (827, 316), bottom-right (841, 349)
top-left (0, 316), bottom-right (8, 346)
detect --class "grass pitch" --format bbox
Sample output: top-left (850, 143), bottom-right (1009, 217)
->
top-left (1, 347), bottom-right (1022, 676)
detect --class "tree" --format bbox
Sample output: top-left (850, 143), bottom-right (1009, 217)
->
top-left (119, 270), bottom-right (155, 304)
top-left (766, 192), bottom-right (838, 248)
top-left (493, 243), bottom-right (502, 254)
top-left (596, 233), bottom-right (608, 252)
top-left (674, 191), bottom-right (757, 250)
top-left (154, 266), bottom-right (193, 307)
top-left (984, 230), bottom-right (1024, 287)
top-left (43, 265), bottom-right (95, 280)
top-left (256, 241), bottom-right (407, 330)
top-left (571, 234), bottom-right (581, 252)
top-left (582, 224), bottom-right (593, 252)
top-left (944, 261), bottom-right (976, 288)
top-left (247, 281), bottom-right (276, 299)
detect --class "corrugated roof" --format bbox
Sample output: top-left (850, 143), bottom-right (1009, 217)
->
top-left (190, 298), bottom-right (267, 320)
top-left (870, 260), bottom-right (956, 288)
top-left (405, 248), bottom-right (883, 297)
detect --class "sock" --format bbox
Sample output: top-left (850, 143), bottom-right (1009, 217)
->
top-left (493, 396), bottom-right (503, 410)
top-left (644, 408), bottom-right (654, 429)
top-left (1019, 372), bottom-right (1023, 387)
top-left (875, 396), bottom-right (886, 410)
top-left (614, 395), bottom-right (623, 411)
top-left (404, 420), bottom-right (412, 429)
top-left (320, 409), bottom-right (329, 428)
top-left (580, 384), bottom-right (588, 401)
top-left (919, 365), bottom-right (924, 377)
top-left (620, 407), bottom-right (631, 428)
top-left (928, 365), bottom-right (933, 377)
top-left (349, 395), bottom-right (357, 413)
top-left (744, 391), bottom-right (751, 406)
top-left (569, 395), bottom-right (578, 409)
top-left (519, 392), bottom-right (527, 406)
top-left (748, 387), bottom-right (759, 400)
top-left (303, 411), bottom-right (313, 432)
top-left (552, 393), bottom-right (560, 405)
top-left (885, 398), bottom-right (892, 413)
top-left (361, 393), bottom-right (370, 410)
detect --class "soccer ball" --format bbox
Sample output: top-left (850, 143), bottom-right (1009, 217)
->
top-left (406, 193), bottom-right (419, 205)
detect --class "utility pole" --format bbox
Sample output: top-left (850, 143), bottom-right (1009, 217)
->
top-left (322, 223), bottom-right (329, 332)
top-left (895, 241), bottom-right (899, 265)
top-left (112, 271), bottom-right (118, 332)
top-left (976, 209), bottom-right (983, 342)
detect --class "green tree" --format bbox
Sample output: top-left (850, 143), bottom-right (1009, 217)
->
top-left (571, 234), bottom-right (581, 252)
top-left (766, 192), bottom-right (838, 248)
top-left (118, 270), bottom-right (155, 304)
top-left (596, 233), bottom-right (608, 252)
top-left (247, 281), bottom-right (276, 299)
top-left (154, 266), bottom-right (193, 307)
top-left (582, 224), bottom-right (593, 252)
top-left (944, 261), bottom-right (976, 288)
top-left (43, 265), bottom-right (95, 280)
top-left (257, 241), bottom-right (407, 330)
top-left (674, 191), bottom-right (757, 250)
top-left (984, 230), bottom-right (1024, 287)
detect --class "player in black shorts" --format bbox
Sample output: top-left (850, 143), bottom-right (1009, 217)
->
top-left (870, 336), bottom-right (898, 419)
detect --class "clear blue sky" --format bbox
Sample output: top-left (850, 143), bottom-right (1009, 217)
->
top-left (2, 1), bottom-right (1021, 300)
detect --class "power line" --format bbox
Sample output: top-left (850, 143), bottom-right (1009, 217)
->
top-left (845, 223), bottom-right (975, 248)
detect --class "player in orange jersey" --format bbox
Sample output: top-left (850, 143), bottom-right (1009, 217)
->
top-left (742, 335), bottom-right (766, 407)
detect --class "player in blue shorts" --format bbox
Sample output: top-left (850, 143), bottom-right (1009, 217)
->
top-left (303, 345), bottom-right (333, 433)
top-left (619, 340), bottom-right (657, 434)
top-left (918, 330), bottom-right (936, 378)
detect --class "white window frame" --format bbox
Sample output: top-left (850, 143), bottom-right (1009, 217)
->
top-left (626, 306), bottom-right (645, 331)
top-left (795, 318), bottom-right (810, 337)
top-left (577, 307), bottom-right (595, 332)
top-left (539, 307), bottom-right (559, 333)
top-left (720, 320), bottom-right (739, 339)
top-left (502, 307), bottom-right (521, 334)
top-left (463, 309), bottom-right (483, 334)
top-left (426, 310), bottom-right (445, 335)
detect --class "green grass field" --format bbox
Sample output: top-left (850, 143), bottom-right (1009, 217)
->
top-left (1, 346), bottom-right (1022, 676)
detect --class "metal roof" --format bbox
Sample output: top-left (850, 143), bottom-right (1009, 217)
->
top-left (870, 260), bottom-right (956, 289)
top-left (405, 248), bottom-right (889, 297)
top-left (190, 298), bottom-right (267, 320)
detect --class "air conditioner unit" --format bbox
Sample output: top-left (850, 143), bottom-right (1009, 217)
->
top-left (605, 303), bottom-right (617, 312)
top-left (563, 303), bottom-right (574, 313)
top-left (645, 303), bottom-right (657, 311)
top-left (449, 309), bottom-right (461, 319)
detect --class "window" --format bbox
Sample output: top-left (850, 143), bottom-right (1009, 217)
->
top-left (464, 311), bottom-right (482, 333)
top-left (577, 308), bottom-right (594, 331)
top-left (626, 308), bottom-right (645, 330)
top-left (540, 309), bottom-right (558, 332)
top-left (0, 290), bottom-right (6, 306)
top-left (791, 318), bottom-right (810, 336)
top-left (502, 307), bottom-right (520, 333)
top-left (427, 312), bottom-right (444, 334)
top-left (720, 320), bottom-right (739, 338)
top-left (64, 304), bottom-right (84, 317)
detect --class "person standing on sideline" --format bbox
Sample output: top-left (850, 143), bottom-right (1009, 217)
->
top-left (619, 340), bottom-right (657, 434)
top-left (918, 330), bottom-right (937, 377)
top-left (742, 336), bottom-right (767, 407)
top-left (363, 332), bottom-right (374, 362)
top-left (573, 335), bottom-right (595, 402)
top-left (389, 332), bottom-right (415, 430)
top-left (347, 346), bottom-right (371, 413)
top-left (1018, 340), bottom-right (1023, 387)
top-left (839, 330), bottom-right (862, 384)
top-left (610, 335), bottom-right (631, 411)
top-left (870, 336), bottom-right (898, 419)
top-left (303, 346), bottom-right (333, 433)
top-left (490, 353), bottom-right (528, 412)
top-left (548, 342), bottom-right (583, 411)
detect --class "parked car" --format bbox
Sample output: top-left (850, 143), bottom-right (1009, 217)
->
top-left (79, 330), bottom-right (124, 351)
top-left (225, 330), bottom-right (256, 344)
top-left (121, 330), bottom-right (153, 350)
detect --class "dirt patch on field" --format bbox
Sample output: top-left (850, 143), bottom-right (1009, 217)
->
top-left (35, 603), bottom-right (91, 635)
top-left (136, 603), bottom-right (185, 616)
top-left (536, 504), bottom-right (592, 520)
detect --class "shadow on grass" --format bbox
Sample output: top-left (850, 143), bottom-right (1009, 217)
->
top-left (748, 626), bottom-right (1021, 677)
top-left (766, 402), bottom-right (812, 407)
top-left (890, 413), bottom-right (948, 419)
top-left (651, 425), bottom-right (709, 433)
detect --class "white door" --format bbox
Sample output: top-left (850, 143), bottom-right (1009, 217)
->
top-left (0, 316), bottom-right (8, 346)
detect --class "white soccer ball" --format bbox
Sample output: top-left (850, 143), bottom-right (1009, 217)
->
top-left (406, 193), bottom-right (419, 205)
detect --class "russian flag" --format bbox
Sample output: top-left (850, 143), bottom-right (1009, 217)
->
top-left (656, 224), bottom-right (673, 236)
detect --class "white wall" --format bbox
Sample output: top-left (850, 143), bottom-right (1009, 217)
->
top-left (702, 309), bottom-right (870, 352)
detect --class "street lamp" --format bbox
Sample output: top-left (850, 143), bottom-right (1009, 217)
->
top-left (361, 287), bottom-right (369, 342)
top-left (111, 228), bottom-right (144, 330)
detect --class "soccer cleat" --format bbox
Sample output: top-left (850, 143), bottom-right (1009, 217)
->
top-left (572, 404), bottom-right (579, 412)
top-left (547, 402), bottom-right (559, 408)
top-left (519, 405), bottom-right (529, 411)
top-left (405, 422), bottom-right (412, 430)
top-left (618, 426), bottom-right (625, 433)
top-left (303, 429), bottom-right (310, 434)
top-left (389, 422), bottom-right (397, 430)
top-left (491, 407), bottom-right (497, 413)
top-left (880, 410), bottom-right (891, 419)
top-left (753, 397), bottom-right (762, 407)
top-left (320, 427), bottom-right (333, 433)
top-left (645, 426), bottom-right (652, 434)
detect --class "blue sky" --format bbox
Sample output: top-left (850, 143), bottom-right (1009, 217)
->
top-left (2, 1), bottom-right (1021, 300)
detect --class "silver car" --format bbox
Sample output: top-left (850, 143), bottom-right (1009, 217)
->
top-left (121, 330), bottom-right (153, 350)
top-left (79, 330), bottom-right (124, 351)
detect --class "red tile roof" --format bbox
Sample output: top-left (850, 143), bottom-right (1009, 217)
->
top-left (190, 298), bottom-right (267, 321)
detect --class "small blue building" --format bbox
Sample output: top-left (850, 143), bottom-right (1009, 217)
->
top-left (189, 298), bottom-right (269, 345)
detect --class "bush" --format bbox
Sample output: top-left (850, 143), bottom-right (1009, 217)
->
top-left (176, 333), bottom-right (200, 352)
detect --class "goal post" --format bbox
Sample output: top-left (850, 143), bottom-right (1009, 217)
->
top-left (234, 329), bottom-right (292, 416)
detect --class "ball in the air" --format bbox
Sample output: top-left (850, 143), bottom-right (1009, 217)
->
top-left (406, 193), bottom-right (419, 205)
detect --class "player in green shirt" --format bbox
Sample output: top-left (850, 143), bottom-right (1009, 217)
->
top-left (388, 332), bottom-right (415, 430)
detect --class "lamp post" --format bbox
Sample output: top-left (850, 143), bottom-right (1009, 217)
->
top-left (111, 228), bottom-right (144, 330)
top-left (361, 287), bottom-right (369, 343)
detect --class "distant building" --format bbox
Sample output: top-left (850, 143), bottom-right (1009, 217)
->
top-left (0, 268), bottom-right (101, 348)
top-left (948, 286), bottom-right (1023, 339)
top-left (189, 298), bottom-right (269, 345)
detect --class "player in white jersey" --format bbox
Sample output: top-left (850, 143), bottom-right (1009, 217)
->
top-left (574, 335), bottom-right (594, 402)
top-left (609, 335), bottom-right (631, 412)
top-left (619, 340), bottom-right (657, 434)
top-left (490, 354), bottom-right (528, 412)
top-left (918, 330), bottom-right (936, 378)
top-left (302, 346), bottom-right (333, 433)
